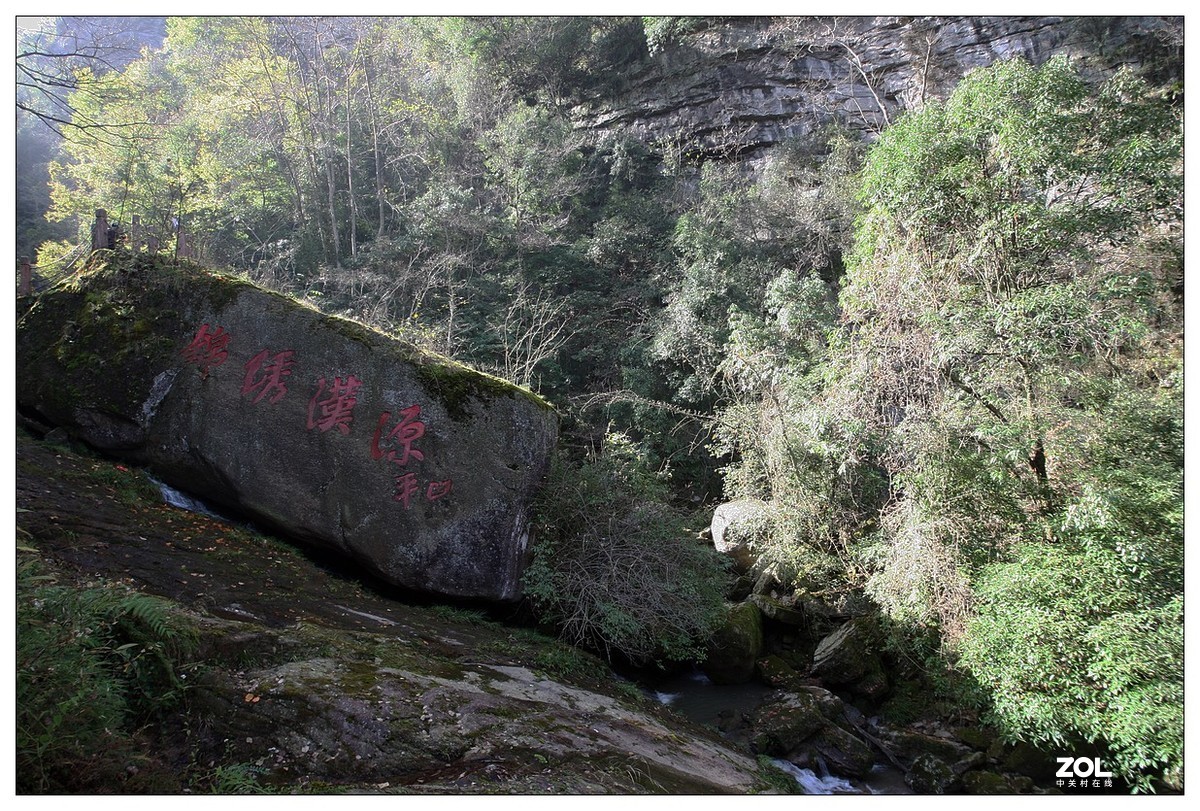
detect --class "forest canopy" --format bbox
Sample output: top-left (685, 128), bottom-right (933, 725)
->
top-left (712, 56), bottom-right (1182, 790)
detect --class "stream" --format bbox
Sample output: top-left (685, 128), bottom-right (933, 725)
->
top-left (646, 669), bottom-right (911, 795)
top-left (150, 475), bottom-right (232, 520)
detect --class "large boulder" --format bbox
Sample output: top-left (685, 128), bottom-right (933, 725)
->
top-left (16, 258), bottom-right (558, 601)
top-left (757, 655), bottom-right (808, 692)
top-left (750, 689), bottom-right (876, 780)
top-left (750, 692), bottom-right (826, 756)
top-left (709, 500), bottom-right (770, 572)
top-left (905, 753), bottom-right (957, 794)
top-left (875, 727), bottom-right (973, 771)
top-left (701, 601), bottom-right (764, 684)
top-left (811, 616), bottom-right (890, 699)
top-left (749, 593), bottom-right (806, 627)
top-left (801, 723), bottom-right (876, 779)
top-left (962, 770), bottom-right (1035, 795)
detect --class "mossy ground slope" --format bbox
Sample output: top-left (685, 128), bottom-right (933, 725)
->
top-left (15, 429), bottom-right (770, 794)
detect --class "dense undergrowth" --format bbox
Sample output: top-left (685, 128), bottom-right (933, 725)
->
top-left (524, 433), bottom-right (729, 665)
top-left (15, 547), bottom-right (198, 793)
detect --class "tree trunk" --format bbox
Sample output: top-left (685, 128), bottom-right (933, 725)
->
top-left (344, 79), bottom-right (357, 261)
top-left (362, 51), bottom-right (387, 238)
top-left (1028, 437), bottom-right (1047, 484)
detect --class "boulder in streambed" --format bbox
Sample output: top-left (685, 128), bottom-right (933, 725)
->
top-left (750, 688), bottom-right (875, 780)
top-left (751, 691), bottom-right (826, 755)
top-left (905, 753), bottom-right (957, 794)
top-left (15, 257), bottom-right (558, 601)
top-left (811, 616), bottom-right (890, 699)
top-left (709, 499), bottom-right (770, 572)
top-left (701, 601), bottom-right (764, 684)
top-left (749, 593), bottom-right (806, 627)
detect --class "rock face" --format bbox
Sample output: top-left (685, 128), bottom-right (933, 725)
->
top-left (576, 16), bottom-right (1181, 161)
top-left (16, 258), bottom-right (558, 601)
top-left (811, 617), bottom-right (889, 699)
top-left (710, 499), bottom-right (769, 571)
top-left (702, 601), bottom-right (764, 684)
top-left (751, 686), bottom-right (875, 780)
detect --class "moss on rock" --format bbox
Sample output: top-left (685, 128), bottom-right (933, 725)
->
top-left (702, 601), bottom-right (764, 685)
top-left (750, 692), bottom-right (825, 755)
top-left (18, 253), bottom-right (560, 602)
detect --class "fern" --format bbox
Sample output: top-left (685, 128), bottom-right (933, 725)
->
top-left (117, 591), bottom-right (198, 651)
top-left (17, 553), bottom-right (199, 792)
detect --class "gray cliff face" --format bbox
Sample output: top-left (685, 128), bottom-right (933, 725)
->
top-left (574, 16), bottom-right (1182, 159)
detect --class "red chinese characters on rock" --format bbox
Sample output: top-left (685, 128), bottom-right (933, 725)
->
top-left (370, 405), bottom-right (426, 466)
top-left (181, 324), bottom-right (230, 376)
top-left (392, 473), bottom-right (454, 509)
top-left (307, 376), bottom-right (362, 435)
top-left (371, 404), bottom-right (454, 510)
top-left (393, 471), bottom-right (421, 509)
top-left (241, 349), bottom-right (295, 405)
top-left (425, 479), bottom-right (453, 501)
top-left (179, 322), bottom-right (453, 510)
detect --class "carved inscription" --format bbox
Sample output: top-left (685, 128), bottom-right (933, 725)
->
top-left (180, 324), bottom-right (453, 509)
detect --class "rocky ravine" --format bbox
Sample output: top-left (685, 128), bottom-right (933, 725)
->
top-left (17, 425), bottom-right (1073, 796)
top-left (15, 429), bottom-right (774, 794)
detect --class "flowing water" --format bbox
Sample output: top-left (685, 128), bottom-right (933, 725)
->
top-left (150, 475), bottom-right (228, 519)
top-left (647, 669), bottom-right (772, 729)
top-left (770, 758), bottom-right (858, 794)
top-left (646, 669), bottom-right (911, 795)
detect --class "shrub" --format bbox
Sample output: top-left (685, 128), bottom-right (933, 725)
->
top-left (641, 17), bottom-right (705, 55)
top-left (524, 432), bottom-right (728, 664)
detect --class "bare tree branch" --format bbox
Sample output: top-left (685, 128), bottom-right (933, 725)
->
top-left (15, 16), bottom-right (162, 138)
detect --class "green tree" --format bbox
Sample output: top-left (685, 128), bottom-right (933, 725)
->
top-left (45, 58), bottom-right (179, 249)
top-left (843, 55), bottom-right (1181, 631)
top-left (708, 55), bottom-right (1182, 790)
top-left (694, 133), bottom-right (871, 583)
top-left (45, 18), bottom-right (302, 264)
top-left (440, 17), bottom-right (647, 111)
top-left (957, 374), bottom-right (1183, 792)
top-left (834, 57), bottom-right (1181, 788)
top-left (481, 102), bottom-right (586, 255)
top-left (16, 16), bottom-right (165, 137)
